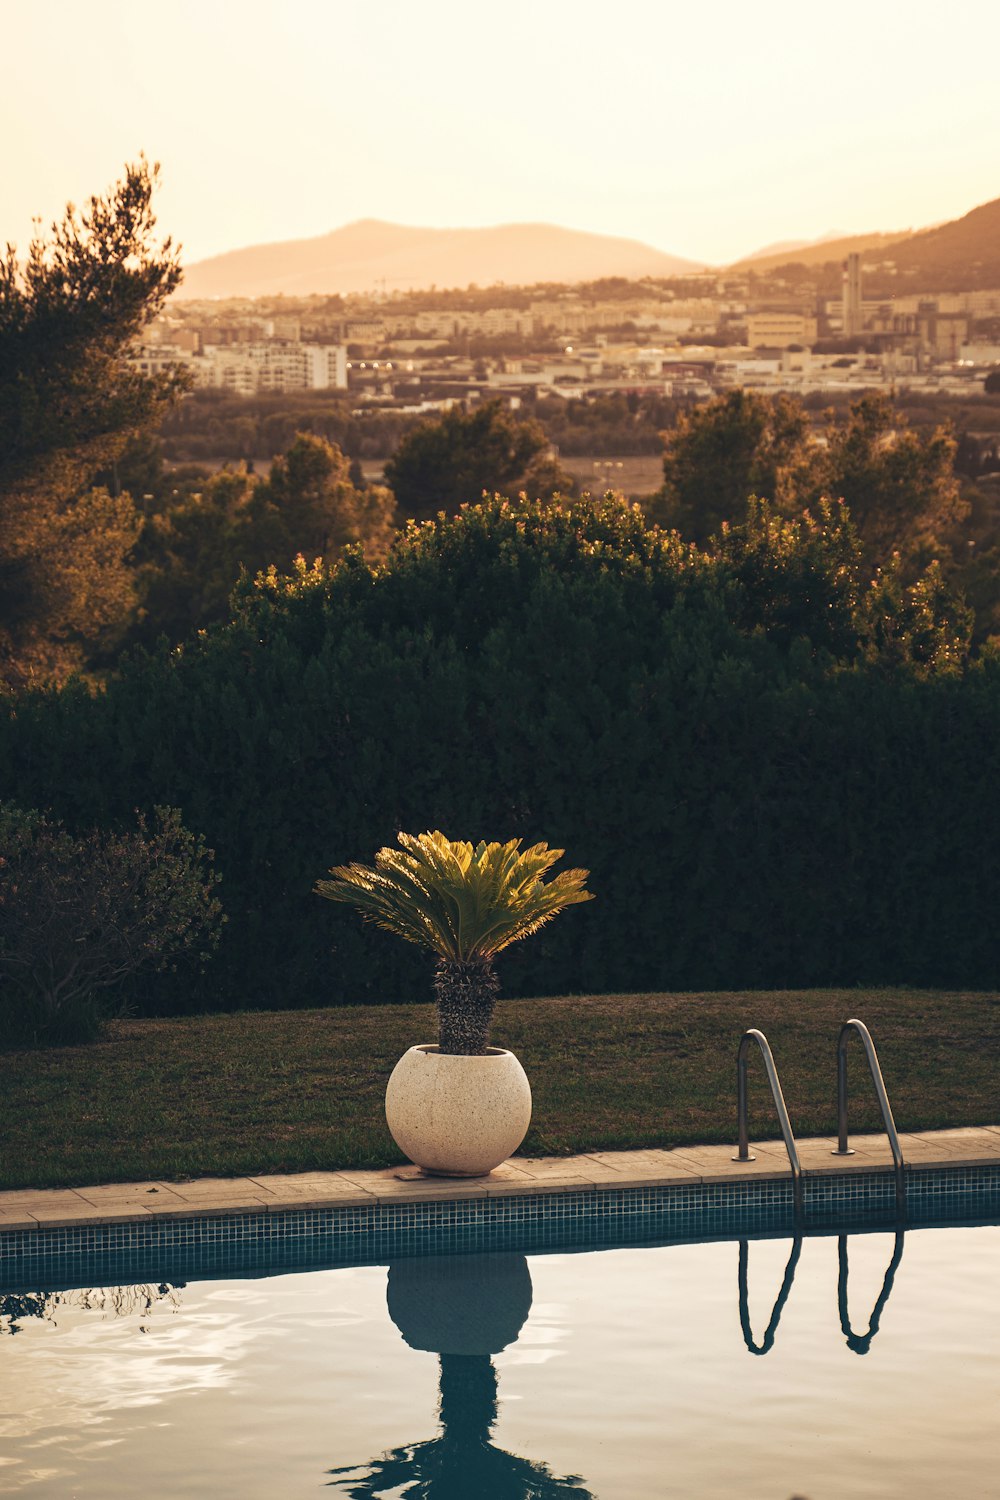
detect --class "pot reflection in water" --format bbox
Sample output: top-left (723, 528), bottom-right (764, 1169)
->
top-left (327, 1252), bottom-right (594, 1498)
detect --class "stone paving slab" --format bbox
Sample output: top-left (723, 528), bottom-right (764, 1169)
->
top-left (1, 1125), bottom-right (998, 1231)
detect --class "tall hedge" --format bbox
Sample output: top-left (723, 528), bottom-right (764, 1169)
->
top-left (2, 494), bottom-right (998, 1011)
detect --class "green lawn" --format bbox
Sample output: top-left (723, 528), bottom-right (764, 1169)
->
top-left (4, 989), bottom-right (998, 1190)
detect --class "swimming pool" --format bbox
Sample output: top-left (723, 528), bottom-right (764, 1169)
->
top-left (2, 1218), bottom-right (998, 1498)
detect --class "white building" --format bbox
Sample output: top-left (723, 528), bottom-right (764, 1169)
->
top-left (143, 342), bottom-right (349, 394)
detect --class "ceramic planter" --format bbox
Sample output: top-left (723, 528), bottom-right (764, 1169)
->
top-left (385, 1044), bottom-right (532, 1176)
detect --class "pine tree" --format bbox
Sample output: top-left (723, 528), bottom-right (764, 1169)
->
top-left (0, 158), bottom-right (183, 685)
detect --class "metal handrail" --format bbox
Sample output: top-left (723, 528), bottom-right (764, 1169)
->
top-left (732, 1029), bottom-right (803, 1220)
top-left (833, 1019), bottom-right (906, 1219)
top-left (738, 1236), bottom-right (802, 1355)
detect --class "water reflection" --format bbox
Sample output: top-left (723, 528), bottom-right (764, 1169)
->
top-left (738, 1237), bottom-right (802, 1355)
top-left (0, 1282), bottom-right (183, 1334)
top-left (327, 1253), bottom-right (595, 1499)
top-left (738, 1230), bottom-right (907, 1356)
top-left (837, 1230), bottom-right (905, 1355)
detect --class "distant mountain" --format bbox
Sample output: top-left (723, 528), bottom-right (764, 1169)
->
top-left (737, 231), bottom-right (847, 264)
top-left (727, 195), bottom-right (1000, 290)
top-left (178, 219), bottom-right (705, 300)
top-left (728, 229), bottom-right (912, 275)
top-left (879, 197), bottom-right (1000, 289)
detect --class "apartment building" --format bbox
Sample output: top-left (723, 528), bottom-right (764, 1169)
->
top-left (135, 341), bottom-right (349, 394)
top-left (746, 312), bottom-right (819, 348)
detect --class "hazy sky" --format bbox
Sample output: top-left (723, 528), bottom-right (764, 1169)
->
top-left (4, 0), bottom-right (998, 270)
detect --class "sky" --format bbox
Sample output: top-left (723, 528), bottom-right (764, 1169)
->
top-left (4, 0), bottom-right (999, 271)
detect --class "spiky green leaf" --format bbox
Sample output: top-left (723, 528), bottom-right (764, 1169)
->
top-left (315, 831), bottom-right (593, 961)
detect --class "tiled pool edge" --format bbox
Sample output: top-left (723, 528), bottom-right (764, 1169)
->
top-left (3, 1148), bottom-right (1000, 1289)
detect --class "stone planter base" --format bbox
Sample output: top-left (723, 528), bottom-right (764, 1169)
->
top-left (385, 1045), bottom-right (532, 1177)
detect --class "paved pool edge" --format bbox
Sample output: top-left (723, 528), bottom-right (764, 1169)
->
top-left (3, 1125), bottom-right (999, 1231)
top-left (2, 1127), bottom-right (1000, 1288)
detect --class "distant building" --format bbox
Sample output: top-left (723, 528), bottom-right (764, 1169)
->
top-left (917, 311), bottom-right (969, 360)
top-left (346, 319), bottom-right (388, 342)
top-left (143, 319), bottom-right (201, 352)
top-left (266, 316), bottom-right (301, 342)
top-left (842, 253), bottom-right (863, 337)
top-left (746, 312), bottom-right (818, 349)
top-left (960, 342), bottom-right (1000, 365)
top-left (134, 341), bottom-right (348, 394)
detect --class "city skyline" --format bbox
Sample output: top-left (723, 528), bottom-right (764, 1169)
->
top-left (4, 0), bottom-right (999, 269)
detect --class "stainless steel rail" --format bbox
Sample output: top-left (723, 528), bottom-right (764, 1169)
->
top-left (732, 1028), bottom-right (803, 1220)
top-left (833, 1018), bottom-right (906, 1219)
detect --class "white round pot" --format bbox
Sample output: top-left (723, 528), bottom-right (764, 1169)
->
top-left (385, 1044), bottom-right (532, 1177)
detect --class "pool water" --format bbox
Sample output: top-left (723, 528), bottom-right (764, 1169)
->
top-left (1, 1223), bottom-right (998, 1498)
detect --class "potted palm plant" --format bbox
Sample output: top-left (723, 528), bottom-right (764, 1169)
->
top-left (315, 831), bottom-right (592, 1176)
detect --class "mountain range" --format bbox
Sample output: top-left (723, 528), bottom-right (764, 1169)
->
top-left (177, 195), bottom-right (1000, 300)
top-left (178, 220), bottom-right (705, 300)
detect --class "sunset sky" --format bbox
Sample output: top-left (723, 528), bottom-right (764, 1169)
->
top-left (4, 0), bottom-right (998, 271)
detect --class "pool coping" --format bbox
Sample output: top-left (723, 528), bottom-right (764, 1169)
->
top-left (3, 1124), bottom-right (1000, 1233)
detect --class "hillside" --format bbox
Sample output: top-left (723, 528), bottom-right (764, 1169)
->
top-left (178, 219), bottom-right (705, 299)
top-left (729, 229), bottom-right (911, 275)
top-left (881, 196), bottom-right (1000, 289)
top-left (730, 195), bottom-right (1000, 290)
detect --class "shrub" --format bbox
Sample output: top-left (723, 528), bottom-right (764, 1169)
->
top-left (0, 493), bottom-right (996, 1012)
top-left (0, 804), bottom-right (223, 1045)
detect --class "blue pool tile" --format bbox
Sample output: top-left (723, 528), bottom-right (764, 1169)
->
top-left (1, 1163), bottom-right (999, 1291)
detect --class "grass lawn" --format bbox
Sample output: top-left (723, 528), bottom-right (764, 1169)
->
top-left (4, 988), bottom-right (998, 1191)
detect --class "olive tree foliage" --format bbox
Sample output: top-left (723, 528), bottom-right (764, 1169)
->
top-left (711, 497), bottom-right (972, 669)
top-left (128, 432), bottom-right (397, 648)
top-left (0, 804), bottom-right (223, 1045)
top-left (383, 399), bottom-right (552, 520)
top-left (264, 431), bottom-right (398, 563)
top-left (0, 158), bottom-right (184, 686)
top-left (654, 390), bottom-right (968, 572)
top-left (813, 393), bottom-right (966, 568)
top-left (130, 467), bottom-right (259, 648)
top-left (653, 390), bottom-right (816, 544)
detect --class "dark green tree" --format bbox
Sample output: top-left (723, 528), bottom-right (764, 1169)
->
top-left (711, 497), bottom-right (864, 659)
top-left (263, 432), bottom-right (397, 564)
top-left (654, 390), bottom-right (969, 574)
top-left (383, 400), bottom-right (549, 520)
top-left (516, 449), bottom-right (578, 502)
top-left (712, 497), bottom-right (972, 670)
top-left (808, 393), bottom-right (967, 570)
top-left (653, 389), bottom-right (817, 543)
top-left (131, 467), bottom-right (259, 647)
top-left (129, 434), bottom-right (396, 649)
top-left (0, 157), bottom-right (184, 685)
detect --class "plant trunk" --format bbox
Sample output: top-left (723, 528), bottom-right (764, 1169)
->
top-left (434, 959), bottom-right (500, 1056)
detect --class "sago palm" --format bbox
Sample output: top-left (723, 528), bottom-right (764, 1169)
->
top-left (315, 831), bottom-right (593, 1055)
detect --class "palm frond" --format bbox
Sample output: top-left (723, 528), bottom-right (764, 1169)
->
top-left (315, 831), bottom-right (593, 961)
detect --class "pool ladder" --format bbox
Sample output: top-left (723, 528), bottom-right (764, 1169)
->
top-left (732, 1019), bottom-right (906, 1222)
